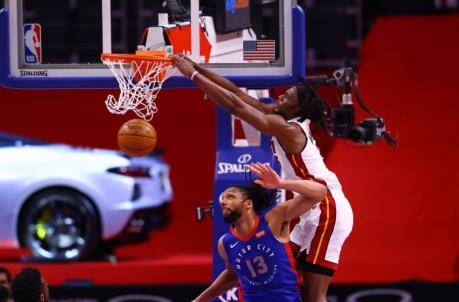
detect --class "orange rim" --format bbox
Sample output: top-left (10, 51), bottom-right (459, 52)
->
top-left (101, 52), bottom-right (172, 65)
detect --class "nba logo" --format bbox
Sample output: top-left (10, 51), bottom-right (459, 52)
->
top-left (23, 24), bottom-right (42, 64)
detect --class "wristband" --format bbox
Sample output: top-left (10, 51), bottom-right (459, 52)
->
top-left (190, 70), bottom-right (199, 81)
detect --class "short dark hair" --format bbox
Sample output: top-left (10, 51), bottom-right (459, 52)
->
top-left (232, 183), bottom-right (277, 213)
top-left (12, 267), bottom-right (42, 302)
top-left (0, 267), bottom-right (11, 283)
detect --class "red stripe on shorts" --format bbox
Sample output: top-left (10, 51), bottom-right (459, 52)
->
top-left (306, 190), bottom-right (337, 270)
top-left (286, 153), bottom-right (338, 270)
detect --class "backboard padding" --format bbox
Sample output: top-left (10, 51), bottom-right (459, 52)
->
top-left (0, 0), bottom-right (305, 89)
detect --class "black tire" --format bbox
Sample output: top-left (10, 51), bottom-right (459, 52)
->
top-left (20, 188), bottom-right (100, 261)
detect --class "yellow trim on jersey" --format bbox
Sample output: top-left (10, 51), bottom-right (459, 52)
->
top-left (313, 195), bottom-right (330, 264)
top-left (290, 154), bottom-right (306, 178)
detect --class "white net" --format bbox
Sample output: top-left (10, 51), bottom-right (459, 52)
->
top-left (102, 57), bottom-right (175, 121)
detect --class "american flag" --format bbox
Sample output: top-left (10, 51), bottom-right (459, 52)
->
top-left (243, 40), bottom-right (276, 61)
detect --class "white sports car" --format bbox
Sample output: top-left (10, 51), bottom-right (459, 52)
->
top-left (0, 132), bottom-right (172, 261)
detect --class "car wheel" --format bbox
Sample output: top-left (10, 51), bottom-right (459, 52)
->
top-left (20, 188), bottom-right (100, 261)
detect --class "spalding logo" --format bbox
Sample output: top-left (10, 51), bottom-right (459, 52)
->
top-left (217, 154), bottom-right (270, 175)
top-left (237, 154), bottom-right (252, 164)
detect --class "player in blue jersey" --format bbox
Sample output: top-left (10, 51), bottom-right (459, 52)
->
top-left (192, 162), bottom-right (326, 302)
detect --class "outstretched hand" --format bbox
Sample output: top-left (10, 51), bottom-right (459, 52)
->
top-left (171, 54), bottom-right (196, 78)
top-left (248, 162), bottom-right (282, 189)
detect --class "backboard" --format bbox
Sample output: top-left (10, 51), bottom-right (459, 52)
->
top-left (0, 0), bottom-right (305, 89)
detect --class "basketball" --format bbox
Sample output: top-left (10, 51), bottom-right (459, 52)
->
top-left (117, 119), bottom-right (157, 157)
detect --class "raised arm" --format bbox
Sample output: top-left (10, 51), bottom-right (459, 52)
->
top-left (172, 55), bottom-right (293, 137)
top-left (174, 55), bottom-right (272, 112)
top-left (192, 237), bottom-right (239, 302)
top-left (249, 163), bottom-right (327, 223)
top-left (182, 56), bottom-right (239, 93)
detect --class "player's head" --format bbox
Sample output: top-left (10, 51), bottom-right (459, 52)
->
top-left (275, 81), bottom-right (327, 128)
top-left (12, 267), bottom-right (49, 302)
top-left (220, 183), bottom-right (277, 224)
top-left (0, 268), bottom-right (12, 293)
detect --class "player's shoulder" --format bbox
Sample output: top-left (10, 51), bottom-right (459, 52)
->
top-left (219, 233), bottom-right (227, 243)
top-left (287, 118), bottom-right (306, 129)
top-left (218, 234), bottom-right (231, 260)
top-left (266, 114), bottom-right (303, 137)
top-left (285, 119), bottom-right (311, 143)
top-left (287, 120), bottom-right (305, 134)
top-left (219, 232), bottom-right (233, 247)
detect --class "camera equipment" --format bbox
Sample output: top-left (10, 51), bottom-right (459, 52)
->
top-left (165, 0), bottom-right (190, 22)
top-left (305, 65), bottom-right (399, 147)
top-left (196, 200), bottom-right (214, 222)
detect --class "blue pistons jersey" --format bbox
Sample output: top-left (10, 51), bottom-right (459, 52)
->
top-left (222, 213), bottom-right (301, 302)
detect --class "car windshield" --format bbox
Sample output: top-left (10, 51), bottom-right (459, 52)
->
top-left (0, 132), bottom-right (48, 147)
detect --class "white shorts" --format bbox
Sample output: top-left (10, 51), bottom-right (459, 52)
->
top-left (290, 188), bottom-right (353, 271)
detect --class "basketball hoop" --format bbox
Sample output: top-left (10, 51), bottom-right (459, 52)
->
top-left (101, 50), bottom-right (175, 121)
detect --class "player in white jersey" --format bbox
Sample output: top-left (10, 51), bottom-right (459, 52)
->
top-left (173, 54), bottom-right (353, 302)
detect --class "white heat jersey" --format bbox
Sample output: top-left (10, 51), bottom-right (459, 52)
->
top-left (271, 118), bottom-right (353, 267)
top-left (271, 118), bottom-right (341, 190)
